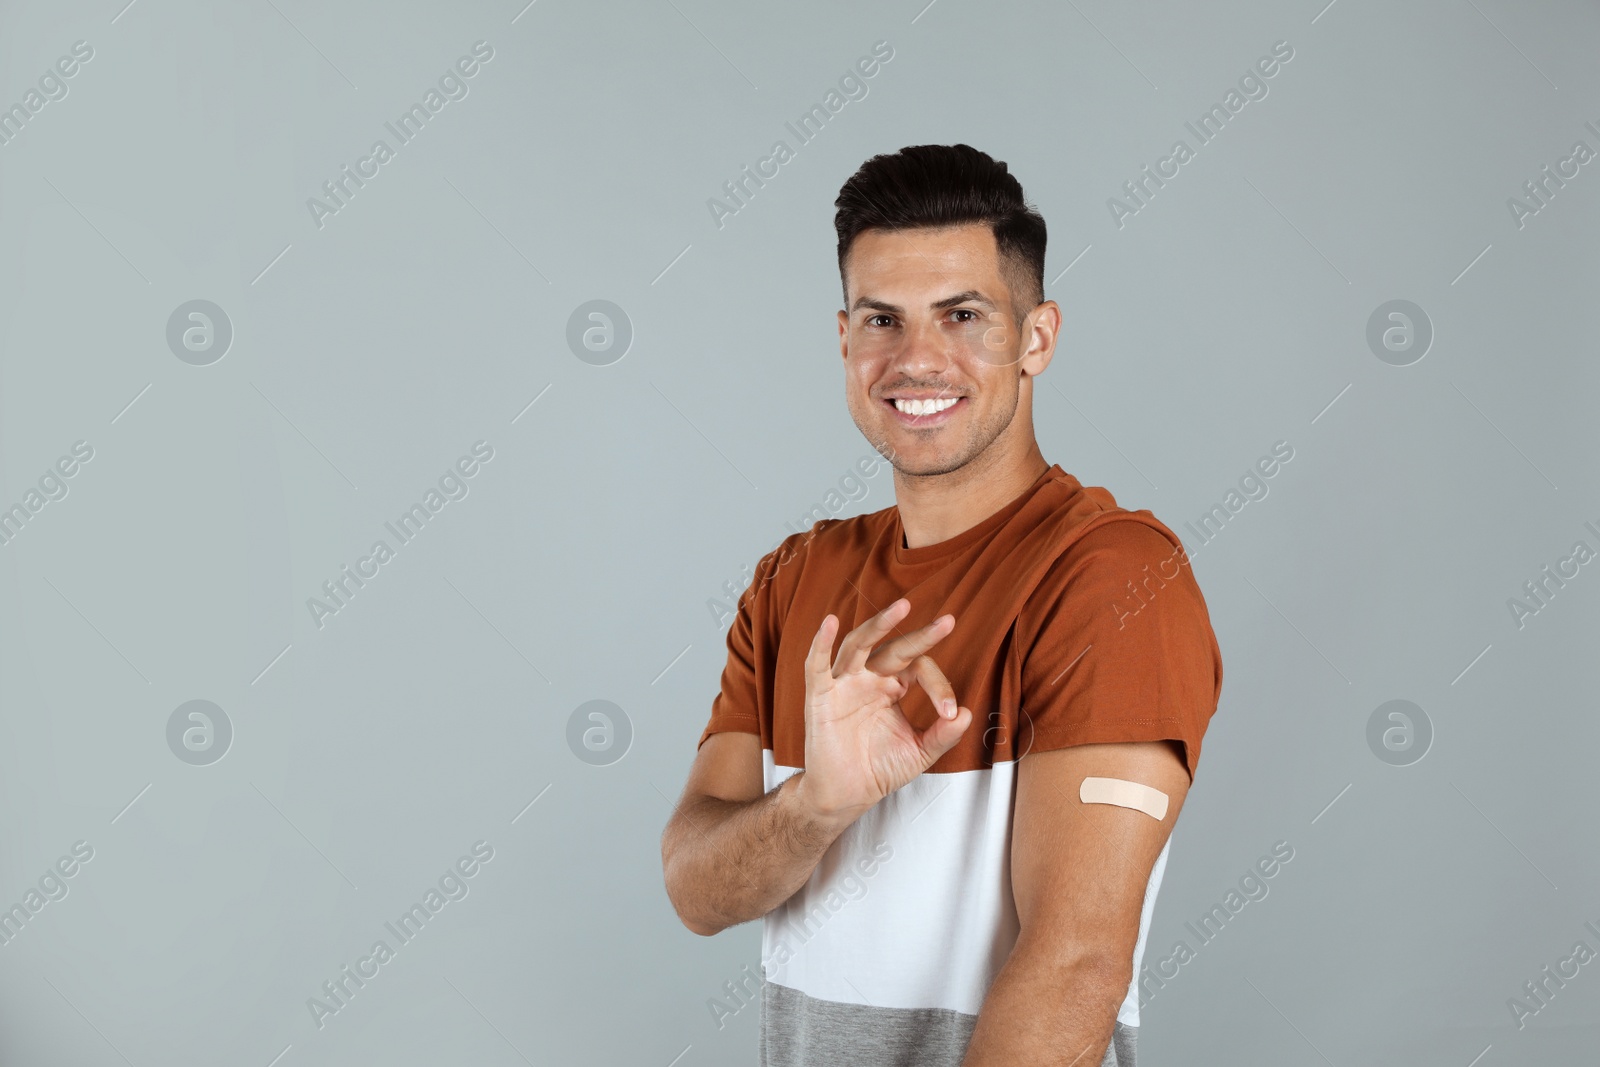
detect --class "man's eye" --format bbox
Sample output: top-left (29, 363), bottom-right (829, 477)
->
top-left (951, 309), bottom-right (978, 323)
top-left (867, 315), bottom-right (894, 328)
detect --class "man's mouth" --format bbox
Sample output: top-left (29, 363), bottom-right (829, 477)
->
top-left (883, 395), bottom-right (966, 426)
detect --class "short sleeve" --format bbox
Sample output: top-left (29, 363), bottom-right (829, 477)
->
top-left (1018, 520), bottom-right (1223, 780)
top-left (696, 547), bottom-right (778, 751)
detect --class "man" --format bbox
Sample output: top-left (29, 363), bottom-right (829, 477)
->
top-left (661, 144), bottom-right (1223, 1066)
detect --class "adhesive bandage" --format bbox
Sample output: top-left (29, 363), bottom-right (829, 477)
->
top-left (1079, 776), bottom-right (1169, 821)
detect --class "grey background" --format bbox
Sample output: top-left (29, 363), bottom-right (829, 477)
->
top-left (1, 0), bottom-right (1596, 1064)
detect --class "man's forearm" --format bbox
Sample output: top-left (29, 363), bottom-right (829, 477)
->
top-left (961, 944), bottom-right (1128, 1066)
top-left (663, 771), bottom-right (856, 936)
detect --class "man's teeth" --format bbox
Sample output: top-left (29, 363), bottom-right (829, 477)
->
top-left (893, 397), bottom-right (960, 416)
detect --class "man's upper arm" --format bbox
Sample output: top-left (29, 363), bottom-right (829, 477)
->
top-left (689, 536), bottom-right (802, 802)
top-left (1005, 519), bottom-right (1216, 970)
top-left (688, 595), bottom-right (765, 803)
top-left (683, 731), bottom-right (764, 804)
top-left (697, 535), bottom-right (801, 753)
top-left (1010, 740), bottom-right (1190, 972)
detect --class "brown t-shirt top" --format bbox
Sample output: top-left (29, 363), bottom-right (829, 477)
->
top-left (700, 463), bottom-right (1223, 780)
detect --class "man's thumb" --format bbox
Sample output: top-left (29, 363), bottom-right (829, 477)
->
top-left (916, 706), bottom-right (972, 768)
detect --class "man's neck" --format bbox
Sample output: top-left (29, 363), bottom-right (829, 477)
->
top-left (894, 446), bottom-right (1050, 549)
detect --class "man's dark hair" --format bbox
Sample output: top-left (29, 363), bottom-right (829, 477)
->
top-left (833, 144), bottom-right (1047, 328)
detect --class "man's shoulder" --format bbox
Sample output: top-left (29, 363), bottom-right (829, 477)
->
top-left (1017, 473), bottom-right (1192, 584)
top-left (1008, 482), bottom-right (1207, 636)
top-left (742, 505), bottom-right (895, 608)
top-left (1061, 511), bottom-right (1190, 567)
top-left (783, 503), bottom-right (896, 560)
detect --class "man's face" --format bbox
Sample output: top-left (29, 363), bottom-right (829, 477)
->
top-left (837, 223), bottom-right (1053, 477)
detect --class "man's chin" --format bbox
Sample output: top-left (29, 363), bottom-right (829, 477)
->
top-left (883, 447), bottom-right (973, 479)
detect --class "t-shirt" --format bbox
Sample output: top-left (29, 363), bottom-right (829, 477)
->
top-left (698, 463), bottom-right (1224, 1067)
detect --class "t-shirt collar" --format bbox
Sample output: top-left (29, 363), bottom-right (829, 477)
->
top-left (890, 464), bottom-right (1065, 565)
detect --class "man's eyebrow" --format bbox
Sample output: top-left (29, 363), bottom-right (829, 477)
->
top-left (849, 290), bottom-right (998, 314)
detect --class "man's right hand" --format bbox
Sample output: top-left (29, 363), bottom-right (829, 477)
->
top-left (796, 598), bottom-right (973, 826)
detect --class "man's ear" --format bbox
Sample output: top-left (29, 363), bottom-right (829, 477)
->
top-left (837, 309), bottom-right (850, 362)
top-left (1019, 300), bottom-right (1060, 377)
